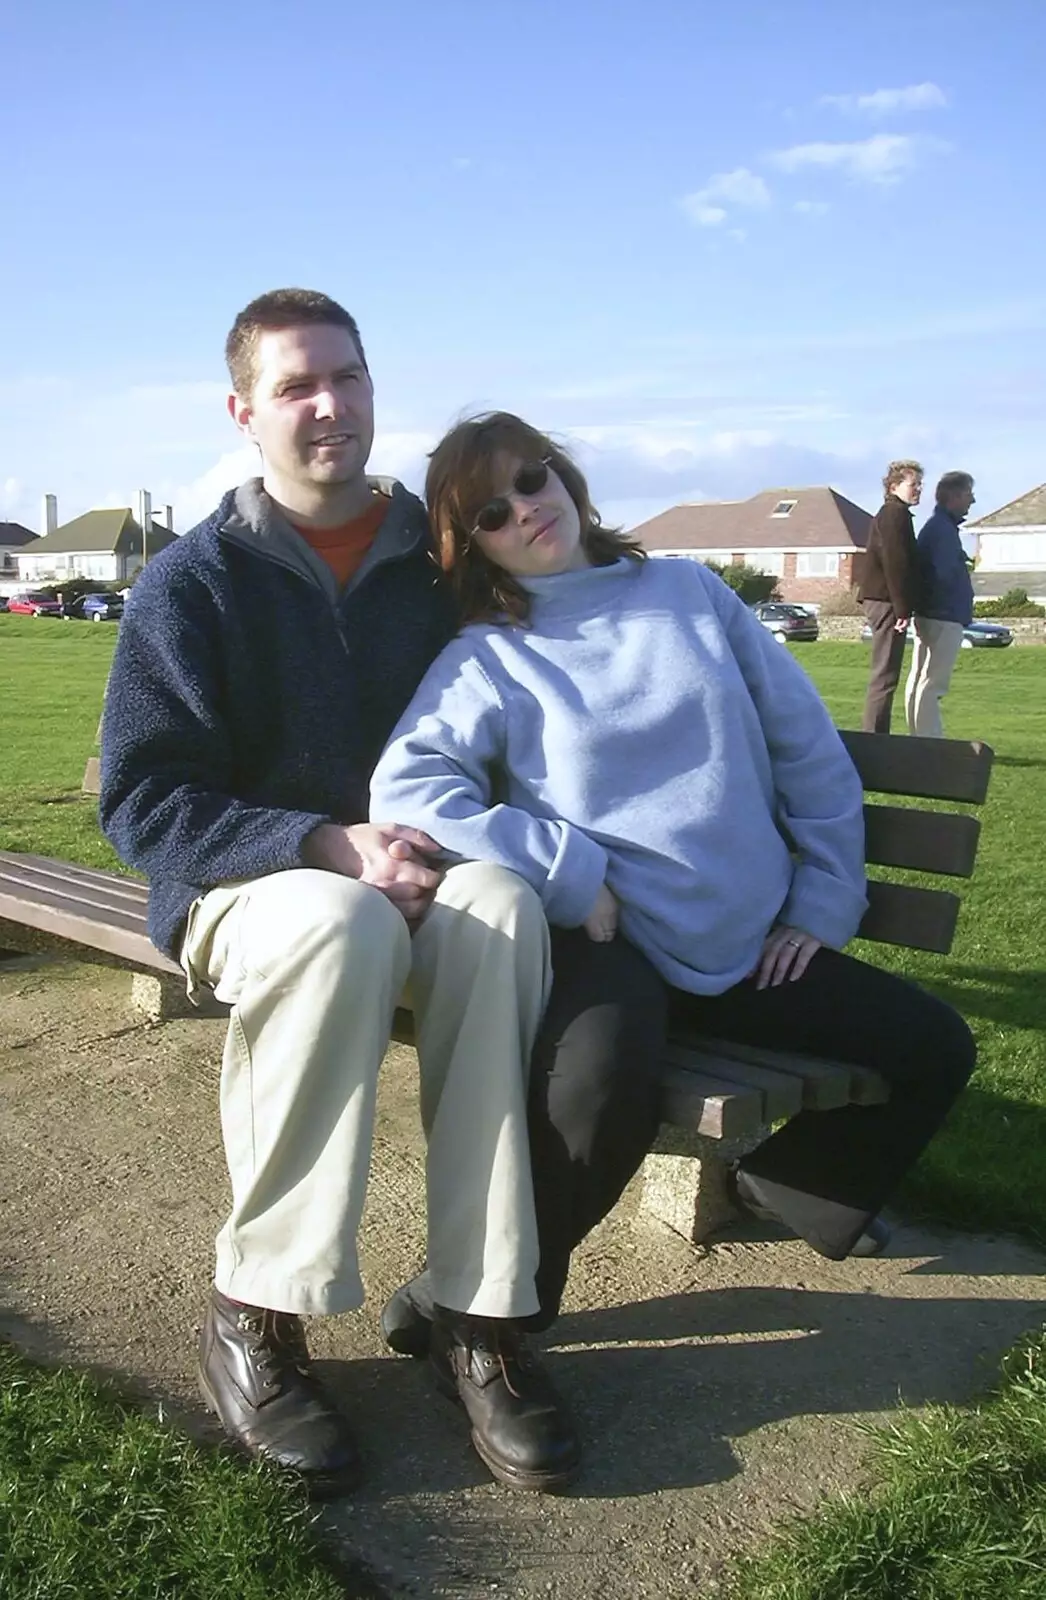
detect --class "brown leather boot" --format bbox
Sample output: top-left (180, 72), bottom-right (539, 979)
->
top-left (430, 1308), bottom-right (580, 1492)
top-left (197, 1286), bottom-right (361, 1494)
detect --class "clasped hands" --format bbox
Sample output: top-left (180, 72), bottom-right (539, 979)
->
top-left (302, 821), bottom-right (443, 925)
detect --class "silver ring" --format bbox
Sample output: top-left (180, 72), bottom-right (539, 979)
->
top-left (785, 938), bottom-right (801, 947)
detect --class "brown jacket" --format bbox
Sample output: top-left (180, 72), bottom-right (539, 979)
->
top-left (858, 494), bottom-right (917, 616)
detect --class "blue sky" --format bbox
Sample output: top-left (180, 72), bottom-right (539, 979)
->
top-left (2, 0), bottom-right (1044, 535)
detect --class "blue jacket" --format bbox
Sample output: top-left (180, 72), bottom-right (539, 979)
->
top-left (100, 478), bottom-right (457, 957)
top-left (371, 557), bottom-right (867, 996)
top-left (915, 507), bottom-right (974, 625)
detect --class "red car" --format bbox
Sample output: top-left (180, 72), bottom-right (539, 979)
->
top-left (7, 592), bottom-right (63, 617)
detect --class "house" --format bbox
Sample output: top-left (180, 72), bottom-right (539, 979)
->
top-left (629, 487), bottom-right (871, 605)
top-left (966, 483), bottom-right (1046, 605)
top-left (0, 521), bottom-right (38, 595)
top-left (15, 505), bottom-right (177, 589)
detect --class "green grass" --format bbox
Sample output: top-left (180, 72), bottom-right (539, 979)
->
top-left (725, 1324), bottom-right (1046, 1600)
top-left (797, 641), bottom-right (1046, 1244)
top-left (0, 1340), bottom-right (368, 1600)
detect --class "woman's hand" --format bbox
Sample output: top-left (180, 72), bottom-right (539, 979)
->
top-left (584, 883), bottom-right (619, 943)
top-left (751, 924), bottom-right (821, 990)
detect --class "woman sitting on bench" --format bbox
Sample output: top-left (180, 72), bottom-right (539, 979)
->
top-left (371, 411), bottom-right (975, 1329)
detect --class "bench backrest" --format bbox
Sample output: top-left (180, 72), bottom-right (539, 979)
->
top-left (839, 730), bottom-right (993, 955)
top-left (0, 732), bottom-right (993, 972)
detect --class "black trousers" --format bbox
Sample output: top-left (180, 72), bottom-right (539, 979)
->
top-left (527, 929), bottom-right (976, 1327)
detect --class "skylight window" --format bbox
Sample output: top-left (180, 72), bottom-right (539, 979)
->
top-left (771, 499), bottom-right (798, 517)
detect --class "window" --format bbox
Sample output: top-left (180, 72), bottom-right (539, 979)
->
top-left (750, 550), bottom-right (784, 576)
top-left (796, 550), bottom-right (839, 578)
top-left (771, 499), bottom-right (798, 518)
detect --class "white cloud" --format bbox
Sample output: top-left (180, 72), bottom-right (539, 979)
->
top-left (680, 166), bottom-right (771, 227)
top-left (685, 203), bottom-right (728, 227)
top-left (769, 134), bottom-right (945, 185)
top-left (794, 199), bottom-right (830, 215)
top-left (821, 82), bottom-right (947, 116)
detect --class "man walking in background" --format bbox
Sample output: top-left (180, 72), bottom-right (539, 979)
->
top-left (905, 472), bottom-right (977, 738)
top-left (858, 460), bottom-right (923, 733)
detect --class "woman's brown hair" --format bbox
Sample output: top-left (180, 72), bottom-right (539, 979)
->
top-left (426, 412), bottom-right (645, 624)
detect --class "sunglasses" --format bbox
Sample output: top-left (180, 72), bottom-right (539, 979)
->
top-left (470, 458), bottom-right (552, 537)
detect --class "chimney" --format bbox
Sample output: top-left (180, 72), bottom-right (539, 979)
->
top-left (138, 489), bottom-right (153, 561)
top-left (42, 493), bottom-right (58, 538)
top-left (164, 503), bottom-right (175, 533)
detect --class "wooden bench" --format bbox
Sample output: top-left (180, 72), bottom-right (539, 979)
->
top-left (0, 729), bottom-right (993, 1244)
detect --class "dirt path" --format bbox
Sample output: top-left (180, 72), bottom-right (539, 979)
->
top-left (3, 956), bottom-right (1044, 1598)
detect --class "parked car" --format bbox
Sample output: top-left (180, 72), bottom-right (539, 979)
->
top-left (860, 620), bottom-right (1013, 650)
top-left (7, 592), bottom-right (63, 617)
top-left (959, 621), bottom-right (1013, 649)
top-left (752, 602), bottom-right (820, 643)
top-left (65, 591), bottom-right (125, 622)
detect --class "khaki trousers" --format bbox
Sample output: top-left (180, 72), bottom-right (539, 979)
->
top-left (181, 863), bottom-right (551, 1320)
top-left (904, 618), bottom-right (964, 737)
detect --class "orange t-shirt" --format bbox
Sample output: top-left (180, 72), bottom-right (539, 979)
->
top-left (291, 494), bottom-right (390, 588)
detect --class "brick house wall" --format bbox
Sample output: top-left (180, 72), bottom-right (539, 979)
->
top-left (726, 549), bottom-right (859, 604)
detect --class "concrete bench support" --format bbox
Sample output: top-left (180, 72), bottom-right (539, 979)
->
top-left (639, 1124), bottom-right (772, 1244)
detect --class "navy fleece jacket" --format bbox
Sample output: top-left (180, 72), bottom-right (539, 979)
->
top-left (915, 507), bottom-right (974, 625)
top-left (99, 477), bottom-right (457, 957)
top-left (371, 557), bottom-right (868, 996)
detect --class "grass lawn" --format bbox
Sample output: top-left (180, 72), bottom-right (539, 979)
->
top-left (0, 1341), bottom-right (373, 1600)
top-left (2, 613), bottom-right (1045, 1599)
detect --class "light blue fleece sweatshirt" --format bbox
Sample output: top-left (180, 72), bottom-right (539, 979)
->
top-left (370, 556), bottom-right (868, 995)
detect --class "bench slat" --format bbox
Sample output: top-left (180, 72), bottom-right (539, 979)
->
top-left (684, 1036), bottom-right (855, 1110)
top-left (863, 805), bottom-right (981, 878)
top-left (840, 731), bottom-right (993, 804)
top-left (662, 1042), bottom-right (803, 1119)
top-left (656, 1066), bottom-right (765, 1140)
top-left (0, 851), bottom-right (148, 904)
top-left (0, 883), bottom-right (178, 974)
top-left (857, 880), bottom-right (960, 954)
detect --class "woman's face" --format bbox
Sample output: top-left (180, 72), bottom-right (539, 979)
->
top-left (470, 455), bottom-right (589, 578)
top-left (894, 473), bottom-right (923, 506)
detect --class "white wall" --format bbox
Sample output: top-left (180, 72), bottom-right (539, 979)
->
top-left (977, 527), bottom-right (1046, 571)
top-left (17, 551), bottom-right (122, 585)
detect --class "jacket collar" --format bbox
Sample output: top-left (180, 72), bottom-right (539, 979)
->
top-left (218, 476), bottom-right (432, 601)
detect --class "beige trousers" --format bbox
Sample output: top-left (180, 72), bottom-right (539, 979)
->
top-left (181, 863), bottom-right (551, 1320)
top-left (904, 618), bottom-right (965, 737)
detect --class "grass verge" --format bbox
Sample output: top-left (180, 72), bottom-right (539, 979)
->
top-left (0, 1340), bottom-right (377, 1600)
top-left (725, 1324), bottom-right (1046, 1600)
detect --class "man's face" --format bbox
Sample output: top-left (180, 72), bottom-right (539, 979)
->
top-left (944, 481), bottom-right (976, 521)
top-left (229, 324), bottom-right (375, 493)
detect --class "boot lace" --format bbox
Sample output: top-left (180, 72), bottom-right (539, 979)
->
top-left (237, 1307), bottom-right (314, 1393)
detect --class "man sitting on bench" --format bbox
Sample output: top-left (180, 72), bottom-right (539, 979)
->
top-left (100, 289), bottom-right (589, 1496)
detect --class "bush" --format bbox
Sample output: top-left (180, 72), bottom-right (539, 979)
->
top-left (703, 560), bottom-right (781, 606)
top-left (35, 579), bottom-right (123, 605)
top-left (817, 589), bottom-right (864, 617)
top-left (974, 588), bottom-right (1045, 618)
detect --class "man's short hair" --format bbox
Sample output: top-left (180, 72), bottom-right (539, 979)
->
top-left (883, 459), bottom-right (924, 495)
top-left (936, 471), bottom-right (974, 506)
top-left (225, 289), bottom-right (367, 399)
